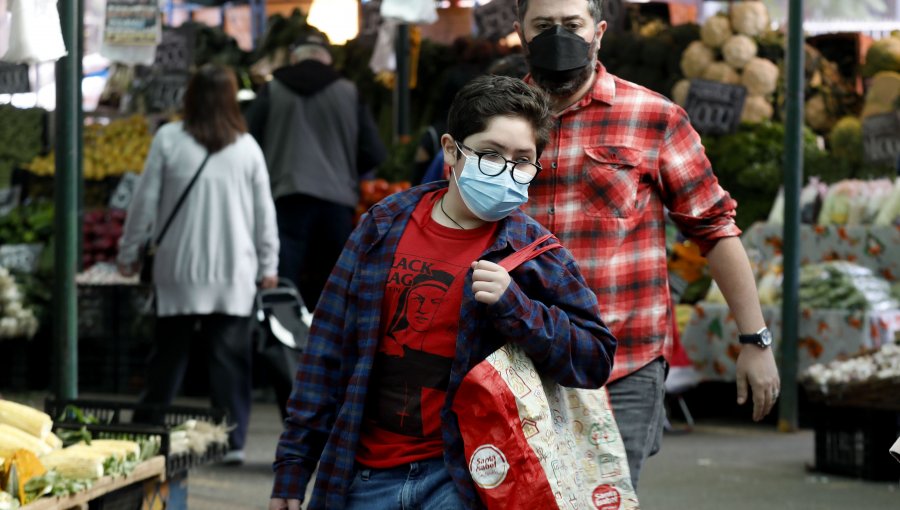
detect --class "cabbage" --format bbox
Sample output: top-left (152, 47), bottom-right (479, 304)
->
top-left (680, 41), bottom-right (715, 79)
top-left (671, 79), bottom-right (691, 107)
top-left (740, 95), bottom-right (774, 124)
top-left (722, 34), bottom-right (757, 69)
top-left (730, 1), bottom-right (769, 37)
top-left (700, 15), bottom-right (733, 49)
top-left (741, 57), bottom-right (779, 96)
top-left (702, 62), bottom-right (741, 85)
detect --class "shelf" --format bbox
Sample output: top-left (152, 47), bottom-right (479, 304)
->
top-left (21, 456), bottom-right (166, 510)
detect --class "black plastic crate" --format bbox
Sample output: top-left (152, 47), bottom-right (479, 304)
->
top-left (88, 482), bottom-right (144, 510)
top-left (812, 404), bottom-right (900, 481)
top-left (46, 398), bottom-right (228, 477)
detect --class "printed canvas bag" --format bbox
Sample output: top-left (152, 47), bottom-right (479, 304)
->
top-left (453, 234), bottom-right (639, 509)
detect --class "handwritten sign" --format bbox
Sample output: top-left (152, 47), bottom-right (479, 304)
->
top-left (109, 173), bottom-right (140, 211)
top-left (104, 0), bottom-right (160, 46)
top-left (0, 63), bottom-right (30, 94)
top-left (474, 0), bottom-right (517, 42)
top-left (153, 25), bottom-right (195, 72)
top-left (146, 72), bottom-right (189, 112)
top-left (0, 244), bottom-right (43, 274)
top-left (684, 80), bottom-right (747, 136)
top-left (862, 112), bottom-right (900, 165)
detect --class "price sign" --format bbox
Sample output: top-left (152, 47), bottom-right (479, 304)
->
top-left (0, 63), bottom-right (30, 94)
top-left (153, 25), bottom-right (195, 72)
top-left (862, 112), bottom-right (900, 165)
top-left (146, 72), bottom-right (189, 112)
top-left (684, 80), bottom-right (747, 136)
top-left (104, 0), bottom-right (160, 46)
top-left (109, 173), bottom-right (140, 211)
top-left (0, 244), bottom-right (43, 274)
top-left (474, 0), bottom-right (517, 42)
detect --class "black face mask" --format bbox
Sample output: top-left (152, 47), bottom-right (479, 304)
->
top-left (526, 25), bottom-right (592, 74)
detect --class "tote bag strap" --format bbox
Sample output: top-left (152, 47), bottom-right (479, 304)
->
top-left (497, 233), bottom-right (562, 272)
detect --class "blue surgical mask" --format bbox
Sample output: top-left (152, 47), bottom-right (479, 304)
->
top-left (453, 151), bottom-right (529, 222)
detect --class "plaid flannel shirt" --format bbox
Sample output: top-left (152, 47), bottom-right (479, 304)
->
top-left (271, 181), bottom-right (616, 509)
top-left (523, 64), bottom-right (742, 382)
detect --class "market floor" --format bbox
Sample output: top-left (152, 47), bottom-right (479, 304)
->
top-left (184, 399), bottom-right (899, 510)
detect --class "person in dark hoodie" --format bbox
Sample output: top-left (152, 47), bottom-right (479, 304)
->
top-left (246, 30), bottom-right (387, 310)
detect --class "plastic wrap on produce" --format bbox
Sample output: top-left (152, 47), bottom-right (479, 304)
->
top-left (798, 261), bottom-right (899, 312)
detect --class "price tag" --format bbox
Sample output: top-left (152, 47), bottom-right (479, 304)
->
top-left (0, 62), bottom-right (30, 94)
top-left (153, 25), bottom-right (195, 71)
top-left (104, 0), bottom-right (160, 46)
top-left (0, 244), bottom-right (43, 274)
top-left (862, 112), bottom-right (900, 165)
top-left (684, 80), bottom-right (747, 136)
top-left (109, 173), bottom-right (140, 211)
top-left (146, 72), bottom-right (189, 112)
top-left (474, 0), bottom-right (517, 42)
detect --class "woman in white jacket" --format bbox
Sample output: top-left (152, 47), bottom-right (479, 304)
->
top-left (118, 65), bottom-right (280, 464)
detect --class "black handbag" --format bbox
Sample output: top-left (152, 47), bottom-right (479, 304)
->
top-left (139, 153), bottom-right (211, 284)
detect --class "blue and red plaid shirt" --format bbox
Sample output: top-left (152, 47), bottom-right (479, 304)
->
top-left (524, 63), bottom-right (742, 381)
top-left (271, 181), bottom-right (616, 509)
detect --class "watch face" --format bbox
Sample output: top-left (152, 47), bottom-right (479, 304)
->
top-left (760, 328), bottom-right (773, 346)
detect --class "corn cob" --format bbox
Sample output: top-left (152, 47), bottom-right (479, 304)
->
top-left (75, 440), bottom-right (140, 460)
top-left (0, 400), bottom-right (52, 440)
top-left (40, 453), bottom-right (104, 480)
top-left (44, 431), bottom-right (62, 451)
top-left (0, 424), bottom-right (51, 457)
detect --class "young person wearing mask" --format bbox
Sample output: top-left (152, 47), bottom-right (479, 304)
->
top-left (512, 0), bottom-right (780, 489)
top-left (269, 75), bottom-right (617, 510)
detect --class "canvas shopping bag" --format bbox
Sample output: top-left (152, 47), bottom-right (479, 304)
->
top-left (453, 234), bottom-right (639, 510)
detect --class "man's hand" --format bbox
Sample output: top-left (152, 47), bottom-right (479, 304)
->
top-left (260, 275), bottom-right (279, 289)
top-left (471, 260), bottom-right (512, 305)
top-left (269, 498), bottom-right (301, 510)
top-left (735, 345), bottom-right (780, 421)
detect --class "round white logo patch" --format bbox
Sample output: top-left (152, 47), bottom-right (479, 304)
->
top-left (468, 445), bottom-right (509, 489)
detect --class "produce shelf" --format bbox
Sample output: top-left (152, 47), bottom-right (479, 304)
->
top-left (20, 455), bottom-right (165, 510)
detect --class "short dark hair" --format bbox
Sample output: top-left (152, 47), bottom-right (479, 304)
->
top-left (446, 75), bottom-right (553, 156)
top-left (516, 0), bottom-right (603, 24)
top-left (183, 65), bottom-right (247, 153)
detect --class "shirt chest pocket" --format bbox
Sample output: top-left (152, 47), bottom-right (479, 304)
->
top-left (581, 146), bottom-right (648, 219)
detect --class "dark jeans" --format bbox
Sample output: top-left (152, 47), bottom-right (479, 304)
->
top-left (139, 314), bottom-right (253, 450)
top-left (345, 458), bottom-right (465, 510)
top-left (607, 356), bottom-right (668, 491)
top-left (275, 194), bottom-right (354, 310)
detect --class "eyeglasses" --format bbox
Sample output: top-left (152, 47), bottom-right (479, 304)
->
top-left (455, 141), bottom-right (542, 185)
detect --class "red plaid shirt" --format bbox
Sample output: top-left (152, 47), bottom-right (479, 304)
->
top-left (524, 64), bottom-right (742, 381)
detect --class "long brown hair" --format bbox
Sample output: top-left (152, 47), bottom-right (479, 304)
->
top-left (182, 65), bottom-right (247, 152)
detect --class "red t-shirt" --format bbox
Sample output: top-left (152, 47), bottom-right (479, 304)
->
top-left (355, 189), bottom-right (498, 468)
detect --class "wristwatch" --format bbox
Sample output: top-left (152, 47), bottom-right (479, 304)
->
top-left (738, 327), bottom-right (773, 348)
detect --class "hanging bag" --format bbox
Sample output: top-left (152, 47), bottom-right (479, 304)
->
top-left (140, 152), bottom-right (210, 284)
top-left (3, 0), bottom-right (67, 64)
top-left (452, 234), bottom-right (639, 510)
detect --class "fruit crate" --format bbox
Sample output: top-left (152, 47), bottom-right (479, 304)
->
top-left (811, 403), bottom-right (900, 482)
top-left (45, 398), bottom-right (228, 477)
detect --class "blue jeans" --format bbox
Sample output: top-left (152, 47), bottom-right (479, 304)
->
top-left (344, 458), bottom-right (466, 510)
top-left (606, 357), bottom-right (667, 491)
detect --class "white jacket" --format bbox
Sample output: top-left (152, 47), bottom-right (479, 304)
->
top-left (118, 122), bottom-right (279, 317)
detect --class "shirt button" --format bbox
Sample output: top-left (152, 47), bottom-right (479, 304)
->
top-left (551, 162), bottom-right (557, 169)
top-left (549, 207), bottom-right (555, 215)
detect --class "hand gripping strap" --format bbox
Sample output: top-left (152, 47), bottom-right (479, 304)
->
top-left (497, 233), bottom-right (562, 272)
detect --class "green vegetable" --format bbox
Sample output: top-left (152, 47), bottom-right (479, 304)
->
top-left (862, 35), bottom-right (900, 77)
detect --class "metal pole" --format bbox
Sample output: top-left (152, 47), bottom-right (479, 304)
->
top-left (394, 23), bottom-right (411, 143)
top-left (54, 0), bottom-right (83, 400)
top-left (778, 0), bottom-right (804, 433)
